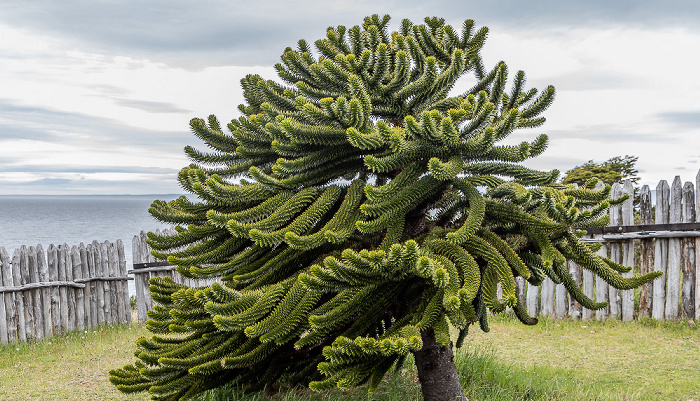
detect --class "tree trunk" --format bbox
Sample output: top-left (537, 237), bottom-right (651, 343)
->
top-left (412, 328), bottom-right (467, 401)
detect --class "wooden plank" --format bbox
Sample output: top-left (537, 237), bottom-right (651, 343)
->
top-left (621, 180), bottom-right (635, 321)
top-left (133, 233), bottom-right (148, 323)
top-left (79, 243), bottom-right (93, 329)
top-left (608, 183), bottom-right (622, 320)
top-left (71, 246), bottom-right (85, 331)
top-left (117, 240), bottom-right (131, 324)
top-left (106, 241), bottom-right (118, 325)
top-left (0, 247), bottom-right (12, 344)
top-left (652, 180), bottom-right (669, 320)
top-left (555, 282), bottom-right (567, 318)
top-left (541, 277), bottom-right (554, 317)
top-left (63, 244), bottom-right (76, 333)
top-left (681, 181), bottom-right (696, 319)
top-left (47, 245), bottom-right (60, 336)
top-left (92, 241), bottom-right (106, 326)
top-left (638, 185), bottom-right (653, 318)
top-left (665, 177), bottom-right (682, 320)
top-left (57, 245), bottom-right (69, 334)
top-left (583, 222), bottom-right (700, 234)
top-left (28, 246), bottom-right (44, 341)
top-left (582, 231), bottom-right (700, 241)
top-left (86, 243), bottom-right (99, 327)
top-left (13, 248), bottom-right (27, 341)
top-left (697, 170), bottom-right (700, 320)
top-left (595, 239), bottom-right (609, 320)
top-left (526, 282), bottom-right (539, 318)
top-left (515, 276), bottom-right (526, 308)
top-left (568, 260), bottom-right (582, 320)
top-left (100, 241), bottom-right (113, 325)
top-left (582, 263), bottom-right (594, 320)
top-left (128, 266), bottom-right (177, 274)
top-left (21, 246), bottom-right (38, 340)
top-left (36, 245), bottom-right (52, 340)
top-left (0, 281), bottom-right (86, 292)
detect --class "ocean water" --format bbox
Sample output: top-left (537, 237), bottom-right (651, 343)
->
top-left (0, 195), bottom-right (187, 295)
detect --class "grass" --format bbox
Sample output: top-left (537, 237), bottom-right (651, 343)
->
top-left (0, 314), bottom-right (697, 400)
top-left (0, 322), bottom-right (151, 400)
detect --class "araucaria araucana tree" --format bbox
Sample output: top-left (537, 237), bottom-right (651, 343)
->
top-left (110, 15), bottom-right (661, 401)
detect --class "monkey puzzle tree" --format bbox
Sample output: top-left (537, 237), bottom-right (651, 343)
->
top-left (110, 15), bottom-right (660, 401)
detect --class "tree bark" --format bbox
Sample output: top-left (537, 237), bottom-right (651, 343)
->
top-left (412, 328), bottom-right (467, 401)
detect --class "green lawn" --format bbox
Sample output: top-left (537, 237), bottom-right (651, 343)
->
top-left (0, 314), bottom-right (697, 401)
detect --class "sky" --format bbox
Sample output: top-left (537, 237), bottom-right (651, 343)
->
top-left (1, 1), bottom-right (700, 195)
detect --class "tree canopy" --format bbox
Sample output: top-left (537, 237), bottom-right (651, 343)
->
top-left (110, 15), bottom-right (660, 401)
top-left (562, 155), bottom-right (639, 186)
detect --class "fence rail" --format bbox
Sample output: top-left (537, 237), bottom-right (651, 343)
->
top-left (521, 174), bottom-right (700, 321)
top-left (0, 240), bottom-right (132, 345)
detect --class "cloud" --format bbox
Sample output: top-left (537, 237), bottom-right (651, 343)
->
top-left (1, 1), bottom-right (699, 69)
top-left (0, 98), bottom-right (192, 151)
top-left (546, 126), bottom-right (661, 143)
top-left (655, 111), bottom-right (700, 129)
top-left (114, 99), bottom-right (192, 114)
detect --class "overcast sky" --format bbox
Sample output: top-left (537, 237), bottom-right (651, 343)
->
top-left (2, 1), bottom-right (700, 195)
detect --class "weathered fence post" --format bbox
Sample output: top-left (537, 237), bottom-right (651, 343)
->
top-left (57, 245), bottom-right (69, 334)
top-left (568, 260), bottom-right (582, 320)
top-left (665, 177), bottom-right (682, 320)
top-left (638, 185), bottom-right (653, 317)
top-left (595, 238), bottom-right (609, 320)
top-left (36, 245), bottom-right (52, 339)
top-left (118, 240), bottom-right (131, 324)
top-left (47, 245), bottom-right (60, 336)
top-left (652, 180), bottom-right (669, 320)
top-left (91, 241), bottom-right (105, 326)
top-left (541, 277), bottom-right (554, 318)
top-left (621, 180), bottom-right (635, 321)
top-left (79, 243), bottom-right (94, 329)
top-left (696, 171), bottom-right (700, 320)
top-left (63, 244), bottom-right (76, 334)
top-left (526, 282), bottom-right (539, 318)
top-left (0, 247), bottom-right (11, 344)
top-left (681, 181), bottom-right (696, 319)
top-left (133, 231), bottom-right (152, 323)
top-left (71, 246), bottom-right (85, 331)
top-left (28, 246), bottom-right (44, 341)
top-left (12, 248), bottom-right (27, 341)
top-left (609, 183), bottom-right (622, 319)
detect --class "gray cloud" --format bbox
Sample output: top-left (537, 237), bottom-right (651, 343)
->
top-left (655, 111), bottom-right (700, 129)
top-left (0, 177), bottom-right (183, 195)
top-left (1, 1), bottom-right (699, 68)
top-left (114, 99), bottom-right (191, 114)
top-left (0, 164), bottom-right (180, 174)
top-left (0, 99), bottom-right (193, 152)
top-left (546, 124), bottom-right (662, 143)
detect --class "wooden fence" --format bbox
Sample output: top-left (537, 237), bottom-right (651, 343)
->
top-left (520, 174), bottom-right (700, 321)
top-left (131, 229), bottom-right (218, 323)
top-left (0, 240), bottom-right (132, 345)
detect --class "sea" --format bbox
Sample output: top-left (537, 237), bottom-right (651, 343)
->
top-left (0, 194), bottom-right (188, 296)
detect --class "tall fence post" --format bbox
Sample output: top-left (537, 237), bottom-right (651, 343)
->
top-left (638, 185), bottom-right (653, 317)
top-left (665, 177), bottom-right (682, 320)
top-left (682, 181), bottom-right (696, 319)
top-left (609, 183), bottom-right (622, 319)
top-left (621, 180), bottom-right (635, 321)
top-left (652, 180), bottom-right (669, 320)
top-left (0, 247), bottom-right (11, 344)
top-left (696, 171), bottom-right (700, 320)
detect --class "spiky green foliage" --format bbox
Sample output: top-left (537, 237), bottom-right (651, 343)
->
top-left (110, 15), bottom-right (661, 401)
